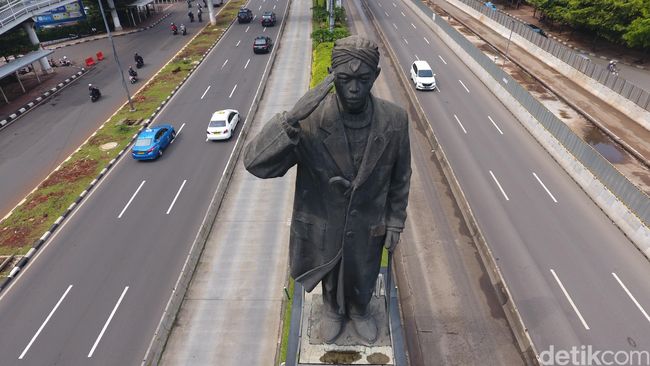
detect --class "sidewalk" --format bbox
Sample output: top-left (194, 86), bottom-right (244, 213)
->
top-left (0, 8), bottom-right (171, 124)
top-left (429, 0), bottom-right (650, 189)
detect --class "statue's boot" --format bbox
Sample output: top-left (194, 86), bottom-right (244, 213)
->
top-left (350, 312), bottom-right (377, 344)
top-left (321, 308), bottom-right (345, 344)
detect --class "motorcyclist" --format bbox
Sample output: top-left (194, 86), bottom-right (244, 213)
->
top-left (180, 23), bottom-right (187, 35)
top-left (88, 83), bottom-right (100, 98)
top-left (197, 7), bottom-right (202, 22)
top-left (128, 66), bottom-right (138, 77)
top-left (171, 22), bottom-right (178, 34)
top-left (134, 53), bottom-right (144, 66)
top-left (188, 10), bottom-right (194, 22)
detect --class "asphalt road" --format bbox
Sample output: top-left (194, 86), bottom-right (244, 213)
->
top-left (0, 0), bottom-right (287, 364)
top-left (0, 2), bottom-right (208, 219)
top-left (366, 0), bottom-right (650, 358)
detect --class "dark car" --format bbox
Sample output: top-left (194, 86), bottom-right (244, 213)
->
top-left (237, 7), bottom-right (253, 23)
top-left (261, 11), bottom-right (276, 27)
top-left (253, 36), bottom-right (272, 54)
top-left (527, 23), bottom-right (548, 38)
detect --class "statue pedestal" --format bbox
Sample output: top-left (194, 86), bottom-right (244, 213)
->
top-left (286, 270), bottom-right (407, 366)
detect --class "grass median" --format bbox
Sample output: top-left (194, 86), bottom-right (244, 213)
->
top-left (0, 0), bottom-right (245, 262)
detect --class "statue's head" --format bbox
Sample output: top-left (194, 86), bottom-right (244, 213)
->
top-left (330, 36), bottom-right (381, 114)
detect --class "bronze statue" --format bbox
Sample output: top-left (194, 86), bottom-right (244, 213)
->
top-left (244, 36), bottom-right (411, 344)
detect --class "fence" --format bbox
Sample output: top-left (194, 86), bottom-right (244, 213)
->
top-left (410, 0), bottom-right (650, 225)
top-left (454, 0), bottom-right (650, 111)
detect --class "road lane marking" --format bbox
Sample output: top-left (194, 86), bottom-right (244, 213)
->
top-left (200, 85), bottom-right (211, 99)
top-left (258, 5), bottom-right (261, 10)
top-left (253, 15), bottom-right (256, 21)
top-left (118, 180), bottom-right (145, 219)
top-left (19, 285), bottom-right (73, 359)
top-left (171, 123), bottom-right (186, 144)
top-left (273, 4), bottom-right (275, 9)
top-left (459, 79), bottom-right (470, 93)
top-left (236, 40), bottom-right (241, 47)
top-left (392, 23), bottom-right (397, 29)
top-left (221, 59), bottom-right (228, 69)
top-left (392, 2), bottom-right (396, 6)
top-left (245, 26), bottom-right (250, 33)
top-left (229, 84), bottom-right (238, 98)
top-left (88, 287), bottom-right (129, 357)
top-left (533, 172), bottom-right (558, 203)
top-left (550, 269), bottom-right (590, 330)
top-left (166, 180), bottom-right (187, 215)
top-left (244, 58), bottom-right (251, 69)
top-left (415, 54), bottom-right (419, 60)
top-left (411, 23), bottom-right (416, 29)
top-left (487, 115), bottom-right (503, 135)
top-left (453, 114), bottom-right (467, 134)
top-left (424, 36), bottom-right (430, 44)
top-left (612, 273), bottom-right (650, 323)
top-left (403, 37), bottom-right (408, 44)
top-left (378, 1), bottom-right (382, 7)
top-left (385, 11), bottom-right (389, 17)
top-left (438, 55), bottom-right (447, 64)
top-left (263, 27), bottom-right (267, 32)
top-left (401, 11), bottom-right (405, 16)
top-left (488, 170), bottom-right (509, 201)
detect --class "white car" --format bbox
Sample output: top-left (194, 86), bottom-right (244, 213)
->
top-left (207, 109), bottom-right (240, 140)
top-left (410, 60), bottom-right (437, 91)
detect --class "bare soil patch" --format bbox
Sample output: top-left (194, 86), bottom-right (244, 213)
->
top-left (41, 158), bottom-right (98, 188)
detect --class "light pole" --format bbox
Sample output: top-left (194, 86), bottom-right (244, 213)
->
top-left (97, 0), bottom-right (136, 111)
top-left (504, 19), bottom-right (514, 63)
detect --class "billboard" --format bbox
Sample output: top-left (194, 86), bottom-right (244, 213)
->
top-left (33, 0), bottom-right (87, 28)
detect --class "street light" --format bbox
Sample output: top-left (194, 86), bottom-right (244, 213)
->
top-left (505, 19), bottom-right (514, 63)
top-left (97, 0), bottom-right (136, 111)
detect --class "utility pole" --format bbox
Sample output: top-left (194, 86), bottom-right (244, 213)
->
top-left (505, 19), bottom-right (514, 63)
top-left (329, 0), bottom-right (334, 31)
top-left (97, 0), bottom-right (136, 111)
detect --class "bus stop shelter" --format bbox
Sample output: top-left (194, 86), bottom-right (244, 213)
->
top-left (125, 0), bottom-right (156, 26)
top-left (0, 49), bottom-right (53, 103)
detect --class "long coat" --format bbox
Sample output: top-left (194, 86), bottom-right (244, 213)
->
top-left (244, 93), bottom-right (411, 295)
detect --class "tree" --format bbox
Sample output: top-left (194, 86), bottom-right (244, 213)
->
top-left (623, 16), bottom-right (650, 60)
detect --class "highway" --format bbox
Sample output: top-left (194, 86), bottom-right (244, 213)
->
top-left (364, 0), bottom-right (650, 358)
top-left (0, 0), bottom-right (287, 363)
top-left (0, 3), bottom-right (207, 219)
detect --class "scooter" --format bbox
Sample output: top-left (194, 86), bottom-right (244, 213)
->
top-left (136, 59), bottom-right (144, 68)
top-left (181, 25), bottom-right (187, 35)
top-left (90, 88), bottom-right (101, 102)
top-left (129, 75), bottom-right (138, 84)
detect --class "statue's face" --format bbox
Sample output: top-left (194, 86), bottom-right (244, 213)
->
top-left (332, 59), bottom-right (379, 114)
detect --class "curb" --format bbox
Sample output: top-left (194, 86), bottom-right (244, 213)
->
top-left (0, 7), bottom-right (226, 294)
top-left (140, 1), bottom-right (292, 364)
top-left (0, 69), bottom-right (88, 131)
top-left (44, 13), bottom-right (172, 50)
top-left (366, 0), bottom-right (539, 364)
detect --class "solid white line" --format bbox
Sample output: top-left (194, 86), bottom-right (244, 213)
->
top-left (459, 79), bottom-right (470, 93)
top-left (245, 26), bottom-right (250, 33)
top-left (487, 115), bottom-right (504, 135)
top-left (401, 11), bottom-right (405, 16)
top-left (550, 269), bottom-right (590, 330)
top-left (236, 40), bottom-right (241, 47)
top-left (244, 58), bottom-right (251, 69)
top-left (166, 180), bottom-right (187, 215)
top-left (88, 286), bottom-right (129, 357)
top-left (438, 55), bottom-right (447, 64)
top-left (221, 59), bottom-right (228, 69)
top-left (200, 85), bottom-right (211, 99)
top-left (424, 36), bottom-right (430, 44)
top-left (612, 273), bottom-right (650, 323)
top-left (118, 180), bottom-right (145, 218)
top-left (19, 285), bottom-right (73, 359)
top-left (392, 23), bottom-right (397, 29)
top-left (489, 170), bottom-right (509, 201)
top-left (453, 114), bottom-right (467, 134)
top-left (171, 123), bottom-right (186, 144)
top-left (229, 84), bottom-right (238, 98)
top-left (411, 23), bottom-right (416, 29)
top-left (533, 172), bottom-right (558, 203)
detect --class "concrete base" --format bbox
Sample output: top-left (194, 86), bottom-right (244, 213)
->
top-left (286, 269), bottom-right (407, 366)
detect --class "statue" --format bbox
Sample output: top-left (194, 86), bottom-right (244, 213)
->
top-left (244, 35), bottom-right (411, 345)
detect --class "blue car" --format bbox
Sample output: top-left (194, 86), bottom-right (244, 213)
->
top-left (132, 124), bottom-right (176, 160)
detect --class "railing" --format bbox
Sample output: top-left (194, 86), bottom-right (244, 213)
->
top-left (0, 0), bottom-right (76, 30)
top-left (410, 0), bottom-right (650, 225)
top-left (455, 0), bottom-right (650, 111)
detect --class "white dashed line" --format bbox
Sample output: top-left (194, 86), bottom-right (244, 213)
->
top-left (533, 172), bottom-right (558, 203)
top-left (19, 285), bottom-right (73, 359)
top-left (166, 180), bottom-right (187, 215)
top-left (392, 23), bottom-right (397, 29)
top-left (236, 40), bottom-right (241, 47)
top-left (489, 171), bottom-right (509, 201)
top-left (459, 79), bottom-right (470, 93)
top-left (551, 269), bottom-right (590, 330)
top-left (229, 84), bottom-right (238, 98)
top-left (118, 180), bottom-right (146, 218)
top-left (171, 123), bottom-right (185, 143)
top-left (385, 11), bottom-right (389, 17)
top-left (612, 272), bottom-right (650, 324)
top-left (411, 23), bottom-right (416, 29)
top-left (400, 11), bottom-right (405, 16)
top-left (392, 2), bottom-right (396, 6)
top-left (200, 85), bottom-right (211, 99)
top-left (378, 1), bottom-right (383, 7)
top-left (88, 287), bottom-right (129, 357)
top-left (403, 37), bottom-right (408, 44)
top-left (273, 4), bottom-right (275, 9)
top-left (245, 26), bottom-right (250, 32)
top-left (263, 27), bottom-right (267, 32)
top-left (415, 54), bottom-right (419, 60)
top-left (244, 58), bottom-right (251, 69)
top-left (487, 116), bottom-right (503, 135)
top-left (453, 114), bottom-right (467, 134)
top-left (424, 37), bottom-right (430, 44)
top-left (438, 55), bottom-right (447, 64)
top-left (221, 59), bottom-right (228, 69)
top-left (258, 5), bottom-right (261, 10)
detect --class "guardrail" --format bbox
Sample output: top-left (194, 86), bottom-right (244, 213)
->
top-left (454, 0), bottom-right (650, 112)
top-left (0, 0), bottom-right (76, 31)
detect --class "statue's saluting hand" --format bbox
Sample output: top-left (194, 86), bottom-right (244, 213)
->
top-left (286, 73), bottom-right (335, 126)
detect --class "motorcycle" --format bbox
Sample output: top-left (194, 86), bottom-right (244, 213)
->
top-left (136, 59), bottom-right (144, 69)
top-left (129, 75), bottom-right (138, 84)
top-left (181, 25), bottom-right (187, 36)
top-left (90, 88), bottom-right (101, 102)
top-left (171, 25), bottom-right (178, 35)
top-left (59, 57), bottom-right (72, 66)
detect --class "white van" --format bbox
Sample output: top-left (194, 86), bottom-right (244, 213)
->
top-left (410, 60), bottom-right (437, 91)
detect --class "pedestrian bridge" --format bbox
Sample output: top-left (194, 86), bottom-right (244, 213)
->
top-left (1, 0), bottom-right (77, 36)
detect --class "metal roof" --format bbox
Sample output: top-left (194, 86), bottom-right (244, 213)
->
top-left (0, 49), bottom-right (53, 79)
top-left (126, 0), bottom-right (155, 8)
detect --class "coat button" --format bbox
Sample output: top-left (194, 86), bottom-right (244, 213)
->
top-left (350, 210), bottom-right (358, 217)
top-left (345, 231), bottom-right (354, 238)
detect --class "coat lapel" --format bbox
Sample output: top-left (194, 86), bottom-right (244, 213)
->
top-left (353, 95), bottom-right (389, 188)
top-left (320, 96), bottom-right (355, 180)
